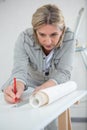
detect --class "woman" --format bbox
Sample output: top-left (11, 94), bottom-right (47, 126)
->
top-left (2, 4), bottom-right (75, 130)
top-left (4, 4), bottom-right (74, 103)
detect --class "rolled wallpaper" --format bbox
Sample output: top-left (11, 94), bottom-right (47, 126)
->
top-left (29, 81), bottom-right (77, 108)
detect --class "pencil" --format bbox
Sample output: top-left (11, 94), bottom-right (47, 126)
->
top-left (14, 77), bottom-right (17, 94)
top-left (13, 77), bottom-right (18, 102)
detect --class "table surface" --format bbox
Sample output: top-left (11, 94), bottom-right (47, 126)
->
top-left (0, 90), bottom-right (87, 130)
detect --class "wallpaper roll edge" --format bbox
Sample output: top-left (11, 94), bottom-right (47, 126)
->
top-left (29, 81), bottom-right (77, 108)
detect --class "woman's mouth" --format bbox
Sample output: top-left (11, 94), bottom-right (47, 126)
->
top-left (45, 45), bottom-right (52, 49)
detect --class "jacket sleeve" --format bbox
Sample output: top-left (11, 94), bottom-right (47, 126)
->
top-left (50, 29), bottom-right (75, 84)
top-left (1, 32), bottom-right (29, 91)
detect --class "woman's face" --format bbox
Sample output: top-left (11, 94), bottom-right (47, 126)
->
top-left (36, 24), bottom-right (63, 52)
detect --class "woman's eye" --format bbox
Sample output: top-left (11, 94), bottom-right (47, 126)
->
top-left (38, 32), bottom-right (59, 37)
top-left (50, 33), bottom-right (58, 37)
top-left (40, 33), bottom-right (46, 37)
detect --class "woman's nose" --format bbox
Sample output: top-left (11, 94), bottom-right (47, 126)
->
top-left (45, 36), bottom-right (52, 44)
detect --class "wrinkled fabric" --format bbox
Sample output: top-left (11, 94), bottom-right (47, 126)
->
top-left (1, 27), bottom-right (75, 91)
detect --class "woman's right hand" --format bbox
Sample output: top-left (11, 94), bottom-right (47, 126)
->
top-left (3, 81), bottom-right (25, 104)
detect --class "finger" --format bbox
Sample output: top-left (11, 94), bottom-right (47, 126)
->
top-left (4, 93), bottom-right (15, 103)
top-left (34, 87), bottom-right (41, 92)
top-left (4, 86), bottom-right (15, 99)
top-left (33, 89), bottom-right (40, 95)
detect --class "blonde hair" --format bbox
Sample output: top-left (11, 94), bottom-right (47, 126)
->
top-left (32, 4), bottom-right (66, 47)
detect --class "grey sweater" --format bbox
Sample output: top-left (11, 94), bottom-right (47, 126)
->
top-left (1, 27), bottom-right (75, 90)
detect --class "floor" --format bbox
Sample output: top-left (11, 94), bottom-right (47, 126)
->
top-left (71, 100), bottom-right (87, 130)
top-left (72, 122), bottom-right (87, 130)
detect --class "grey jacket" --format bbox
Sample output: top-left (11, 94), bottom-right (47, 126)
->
top-left (1, 27), bottom-right (75, 90)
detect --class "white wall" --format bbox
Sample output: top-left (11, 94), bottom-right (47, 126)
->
top-left (0, 0), bottom-right (87, 87)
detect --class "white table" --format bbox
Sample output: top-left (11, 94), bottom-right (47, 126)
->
top-left (0, 90), bottom-right (87, 130)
